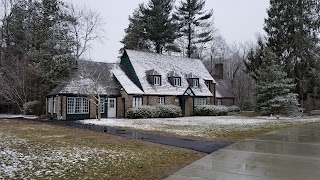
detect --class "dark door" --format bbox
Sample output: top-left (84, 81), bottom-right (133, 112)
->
top-left (179, 96), bottom-right (186, 116)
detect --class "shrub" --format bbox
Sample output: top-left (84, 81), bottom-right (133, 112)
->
top-left (156, 105), bottom-right (182, 118)
top-left (194, 105), bottom-right (229, 116)
top-left (23, 101), bottom-right (43, 115)
top-left (127, 105), bottom-right (182, 119)
top-left (228, 106), bottom-right (241, 113)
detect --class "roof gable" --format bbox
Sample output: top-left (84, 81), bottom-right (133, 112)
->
top-left (124, 49), bottom-right (215, 96)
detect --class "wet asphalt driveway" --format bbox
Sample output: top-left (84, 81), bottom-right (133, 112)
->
top-left (43, 120), bottom-right (233, 154)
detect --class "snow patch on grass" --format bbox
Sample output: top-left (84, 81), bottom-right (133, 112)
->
top-left (0, 133), bottom-right (140, 179)
top-left (79, 116), bottom-right (320, 138)
top-left (0, 114), bottom-right (38, 120)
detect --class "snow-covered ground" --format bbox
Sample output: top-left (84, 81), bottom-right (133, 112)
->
top-left (0, 114), bottom-right (38, 120)
top-left (79, 116), bottom-right (320, 137)
top-left (0, 132), bottom-right (140, 179)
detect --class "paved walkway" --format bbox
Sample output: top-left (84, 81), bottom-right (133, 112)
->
top-left (167, 123), bottom-right (320, 180)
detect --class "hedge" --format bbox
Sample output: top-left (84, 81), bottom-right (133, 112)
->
top-left (127, 105), bottom-right (182, 119)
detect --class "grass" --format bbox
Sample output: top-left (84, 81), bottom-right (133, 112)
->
top-left (0, 119), bottom-right (204, 179)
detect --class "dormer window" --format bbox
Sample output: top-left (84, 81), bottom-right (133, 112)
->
top-left (147, 69), bottom-right (161, 86)
top-left (154, 76), bottom-right (161, 86)
top-left (192, 79), bottom-right (199, 87)
top-left (205, 80), bottom-right (210, 89)
top-left (174, 77), bottom-right (181, 87)
top-left (187, 73), bottom-right (199, 88)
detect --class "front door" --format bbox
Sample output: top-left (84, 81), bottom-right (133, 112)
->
top-left (107, 98), bottom-right (116, 118)
top-left (179, 96), bottom-right (186, 116)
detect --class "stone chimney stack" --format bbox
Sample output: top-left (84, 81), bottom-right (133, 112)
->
top-left (214, 63), bottom-right (224, 79)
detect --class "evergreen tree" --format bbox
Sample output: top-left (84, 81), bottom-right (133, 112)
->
top-left (120, 6), bottom-right (150, 52)
top-left (142, 0), bottom-right (180, 54)
top-left (255, 49), bottom-right (299, 115)
top-left (174, 0), bottom-right (213, 58)
top-left (264, 0), bottom-right (320, 101)
top-left (244, 36), bottom-right (269, 80)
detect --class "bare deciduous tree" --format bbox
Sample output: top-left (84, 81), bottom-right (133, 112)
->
top-left (68, 3), bottom-right (105, 59)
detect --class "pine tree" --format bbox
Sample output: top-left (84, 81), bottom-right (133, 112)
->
top-left (120, 6), bottom-right (150, 52)
top-left (174, 0), bottom-right (213, 58)
top-left (142, 0), bottom-right (180, 54)
top-left (255, 49), bottom-right (299, 115)
top-left (264, 0), bottom-right (320, 101)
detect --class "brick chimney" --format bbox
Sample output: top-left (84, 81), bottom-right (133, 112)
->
top-left (214, 63), bottom-right (224, 79)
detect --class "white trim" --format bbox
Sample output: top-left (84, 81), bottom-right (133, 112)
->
top-left (132, 97), bottom-right (143, 107)
top-left (48, 98), bottom-right (52, 113)
top-left (100, 98), bottom-right (105, 113)
top-left (67, 97), bottom-right (90, 114)
top-left (194, 98), bottom-right (207, 106)
top-left (154, 76), bottom-right (161, 86)
top-left (158, 97), bottom-right (165, 105)
top-left (193, 79), bottom-right (199, 87)
top-left (174, 78), bottom-right (181, 87)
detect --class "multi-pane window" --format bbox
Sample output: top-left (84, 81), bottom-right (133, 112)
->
top-left (110, 99), bottom-right (115, 108)
top-left (154, 76), bottom-right (161, 86)
top-left (158, 97), bottom-right (165, 105)
top-left (75, 97), bottom-right (82, 114)
top-left (82, 98), bottom-right (89, 113)
top-left (174, 78), bottom-right (181, 87)
top-left (132, 97), bottom-right (143, 107)
top-left (216, 99), bottom-right (222, 106)
top-left (100, 98), bottom-right (105, 113)
top-left (194, 98), bottom-right (207, 106)
top-left (193, 79), bottom-right (199, 87)
top-left (67, 97), bottom-right (90, 114)
top-left (67, 98), bottom-right (75, 114)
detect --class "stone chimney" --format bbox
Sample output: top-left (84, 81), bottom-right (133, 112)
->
top-left (214, 63), bottom-right (224, 79)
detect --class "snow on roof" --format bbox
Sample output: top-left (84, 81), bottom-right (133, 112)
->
top-left (48, 60), bottom-right (120, 96)
top-left (125, 49), bottom-right (215, 96)
top-left (113, 66), bottom-right (144, 95)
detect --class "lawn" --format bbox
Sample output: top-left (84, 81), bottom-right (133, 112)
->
top-left (79, 115), bottom-right (320, 141)
top-left (0, 119), bottom-right (204, 179)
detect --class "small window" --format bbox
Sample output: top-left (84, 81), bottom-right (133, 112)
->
top-left (174, 78), bottom-right (181, 87)
top-left (154, 76), bottom-right (161, 86)
top-left (194, 98), bottom-right (207, 106)
top-left (216, 99), bottom-right (222, 106)
top-left (158, 97), bottom-right (165, 105)
top-left (205, 81), bottom-right (210, 89)
top-left (133, 97), bottom-right (143, 107)
top-left (53, 97), bottom-right (58, 114)
top-left (100, 98), bottom-right (105, 113)
top-left (110, 99), bottom-right (115, 108)
top-left (193, 79), bottom-right (199, 87)
top-left (48, 98), bottom-right (52, 113)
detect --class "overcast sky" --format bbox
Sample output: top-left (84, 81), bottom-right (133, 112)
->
top-left (71, 0), bottom-right (270, 62)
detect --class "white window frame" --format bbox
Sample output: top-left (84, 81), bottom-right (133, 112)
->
top-left (158, 97), bottom-right (165, 105)
top-left (48, 98), bottom-right (52, 113)
top-left (132, 97), bottom-right (143, 108)
top-left (110, 99), bottom-right (115, 108)
top-left (193, 79), bottom-right (199, 87)
top-left (194, 98), bottom-right (207, 106)
top-left (216, 99), bottom-right (222, 106)
top-left (100, 98), bottom-right (105, 113)
top-left (174, 78), bottom-right (181, 87)
top-left (67, 97), bottom-right (90, 114)
top-left (53, 97), bottom-right (58, 114)
top-left (154, 76), bottom-right (161, 86)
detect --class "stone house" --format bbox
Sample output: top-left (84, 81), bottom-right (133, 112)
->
top-left (47, 49), bottom-right (234, 120)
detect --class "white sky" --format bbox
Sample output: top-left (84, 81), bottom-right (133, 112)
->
top-left (71, 0), bottom-right (270, 62)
